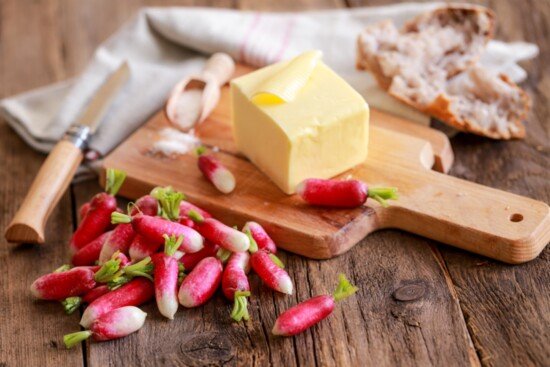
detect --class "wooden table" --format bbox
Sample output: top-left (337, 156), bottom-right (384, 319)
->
top-left (1, 0), bottom-right (548, 366)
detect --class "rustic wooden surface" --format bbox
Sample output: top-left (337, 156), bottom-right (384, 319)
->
top-left (0, 0), bottom-right (548, 366)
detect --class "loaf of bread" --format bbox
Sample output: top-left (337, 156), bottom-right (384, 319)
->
top-left (357, 5), bottom-right (529, 139)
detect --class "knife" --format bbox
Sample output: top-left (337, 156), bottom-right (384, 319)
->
top-left (5, 62), bottom-right (130, 244)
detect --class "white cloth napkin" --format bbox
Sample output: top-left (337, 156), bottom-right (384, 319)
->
top-left (0, 3), bottom-right (539, 161)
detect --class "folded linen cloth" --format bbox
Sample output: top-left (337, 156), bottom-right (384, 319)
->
top-left (0, 3), bottom-right (538, 173)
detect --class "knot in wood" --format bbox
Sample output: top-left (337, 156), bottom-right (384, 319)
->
top-left (393, 283), bottom-right (426, 302)
top-left (179, 332), bottom-right (234, 366)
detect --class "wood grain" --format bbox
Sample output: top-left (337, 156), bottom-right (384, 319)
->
top-left (103, 83), bottom-right (549, 263)
top-left (439, 0), bottom-right (550, 365)
top-left (1, 0), bottom-right (549, 366)
top-left (0, 94), bottom-right (82, 367)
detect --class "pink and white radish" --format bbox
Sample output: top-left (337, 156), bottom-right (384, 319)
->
top-left (296, 178), bottom-right (398, 208)
top-left (196, 147), bottom-right (236, 194)
top-left (133, 194), bottom-right (160, 217)
top-left (81, 285), bottom-right (111, 304)
top-left (64, 306), bottom-right (147, 348)
top-left (179, 240), bottom-right (219, 272)
top-left (246, 233), bottom-right (292, 295)
top-left (63, 283), bottom-right (112, 315)
top-left (61, 296), bottom-right (82, 315)
top-left (97, 221), bottom-right (134, 265)
top-left (180, 200), bottom-right (212, 220)
top-left (112, 213), bottom-right (204, 254)
top-left (222, 252), bottom-right (251, 321)
top-left (178, 200), bottom-right (212, 229)
top-left (94, 251), bottom-right (130, 284)
top-left (178, 250), bottom-right (230, 308)
top-left (70, 169), bottom-right (126, 253)
top-left (79, 202), bottom-right (91, 220)
top-left (242, 221), bottom-right (277, 254)
top-left (31, 267), bottom-right (96, 300)
top-left (99, 195), bottom-right (159, 264)
top-left (187, 210), bottom-right (249, 253)
top-left (179, 217), bottom-right (195, 229)
top-left (129, 234), bottom-right (162, 262)
top-left (71, 230), bottom-right (113, 266)
top-left (94, 251), bottom-right (153, 292)
top-left (153, 235), bottom-right (181, 319)
top-left (250, 250), bottom-right (292, 295)
top-left (80, 277), bottom-right (154, 328)
top-left (272, 273), bottom-right (358, 336)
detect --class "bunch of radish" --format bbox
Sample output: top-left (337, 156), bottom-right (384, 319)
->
top-left (31, 172), bottom-right (365, 349)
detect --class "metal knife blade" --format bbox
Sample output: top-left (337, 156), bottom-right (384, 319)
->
top-left (62, 62), bottom-right (130, 152)
top-left (5, 61), bottom-right (130, 244)
top-left (78, 62), bottom-right (130, 133)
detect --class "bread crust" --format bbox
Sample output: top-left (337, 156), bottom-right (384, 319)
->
top-left (357, 5), bottom-right (529, 140)
top-left (390, 74), bottom-right (529, 139)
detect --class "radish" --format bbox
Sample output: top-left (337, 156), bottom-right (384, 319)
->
top-left (133, 194), bottom-right (160, 217)
top-left (97, 223), bottom-right (134, 265)
top-left (71, 230), bottom-right (113, 266)
top-left (178, 250), bottom-right (230, 308)
top-left (112, 213), bottom-right (204, 254)
top-left (129, 234), bottom-right (162, 261)
top-left (94, 251), bottom-right (153, 290)
top-left (99, 195), bottom-right (159, 264)
top-left (70, 169), bottom-right (126, 253)
top-left (242, 221), bottom-right (277, 254)
top-left (222, 252), bottom-right (251, 322)
top-left (187, 210), bottom-right (249, 253)
top-left (272, 273), bottom-right (358, 336)
top-left (80, 277), bottom-right (154, 328)
top-left (153, 234), bottom-right (181, 319)
top-left (94, 251), bottom-right (130, 283)
top-left (82, 265), bottom-right (102, 273)
top-left (64, 306), bottom-right (147, 348)
top-left (31, 267), bottom-right (96, 300)
top-left (178, 200), bottom-right (212, 230)
top-left (196, 146), bottom-right (236, 194)
top-left (179, 217), bottom-right (196, 229)
top-left (151, 186), bottom-right (185, 221)
top-left (246, 233), bottom-right (292, 295)
top-left (180, 200), bottom-right (212, 220)
top-left (296, 178), bottom-right (398, 208)
top-left (61, 284), bottom-right (112, 314)
top-left (179, 240), bottom-right (219, 272)
top-left (82, 285), bottom-right (111, 304)
top-left (79, 202), bottom-right (91, 220)
top-left (61, 296), bottom-right (82, 315)
top-left (179, 200), bottom-right (212, 229)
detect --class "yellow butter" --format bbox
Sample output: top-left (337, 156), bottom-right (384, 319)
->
top-left (231, 51), bottom-right (369, 194)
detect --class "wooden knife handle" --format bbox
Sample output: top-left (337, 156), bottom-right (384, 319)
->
top-left (373, 165), bottom-right (550, 264)
top-left (5, 140), bottom-right (83, 244)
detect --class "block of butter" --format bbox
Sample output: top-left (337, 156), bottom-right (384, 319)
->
top-left (231, 51), bottom-right (369, 194)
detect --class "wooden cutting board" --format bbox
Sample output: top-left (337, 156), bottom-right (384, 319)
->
top-left (102, 71), bottom-right (550, 264)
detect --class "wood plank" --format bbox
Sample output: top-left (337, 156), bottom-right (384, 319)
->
top-left (6, 0), bottom-right (548, 366)
top-left (437, 0), bottom-right (550, 365)
top-left (0, 124), bottom-right (84, 367)
top-left (350, 0), bottom-right (550, 365)
top-left (0, 0), bottom-right (83, 366)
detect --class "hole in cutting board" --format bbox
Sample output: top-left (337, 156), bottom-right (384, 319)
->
top-left (509, 213), bottom-right (524, 222)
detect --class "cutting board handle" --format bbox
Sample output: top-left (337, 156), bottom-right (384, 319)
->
top-left (377, 167), bottom-right (550, 264)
